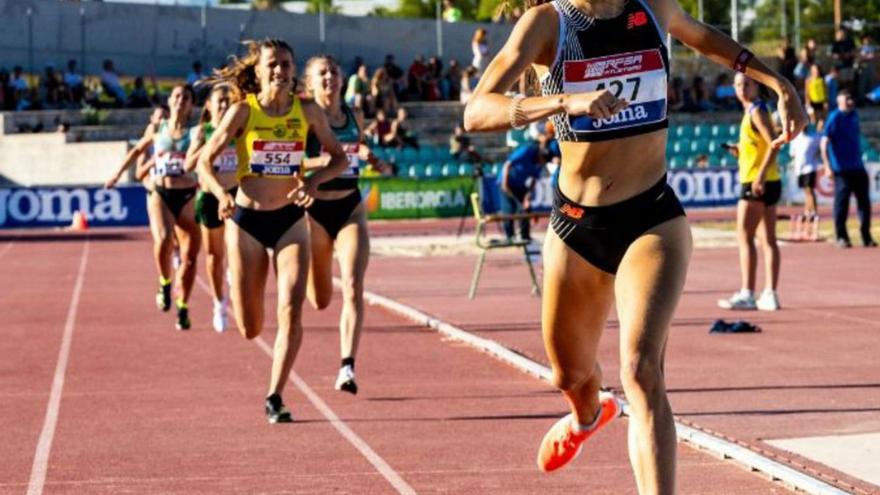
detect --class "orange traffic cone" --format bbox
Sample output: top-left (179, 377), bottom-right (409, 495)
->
top-left (69, 210), bottom-right (89, 231)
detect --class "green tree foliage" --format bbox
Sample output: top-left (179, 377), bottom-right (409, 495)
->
top-left (753, 0), bottom-right (880, 45)
top-left (677, 0), bottom-right (730, 27)
top-left (375, 0), bottom-right (478, 20)
top-left (306, 0), bottom-right (341, 14)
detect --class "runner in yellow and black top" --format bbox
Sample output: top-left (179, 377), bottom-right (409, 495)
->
top-left (185, 84), bottom-right (238, 333)
top-left (106, 85), bottom-right (201, 331)
top-left (718, 73), bottom-right (782, 311)
top-left (197, 39), bottom-right (348, 424)
top-left (302, 55), bottom-right (392, 395)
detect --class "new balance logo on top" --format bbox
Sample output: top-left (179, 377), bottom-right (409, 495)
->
top-left (627, 11), bottom-right (648, 29)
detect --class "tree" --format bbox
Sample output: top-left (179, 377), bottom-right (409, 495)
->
top-left (306, 0), bottom-right (341, 14)
top-left (376, 0), bottom-right (477, 20)
top-left (677, 0), bottom-right (730, 27)
top-left (753, 0), bottom-right (880, 45)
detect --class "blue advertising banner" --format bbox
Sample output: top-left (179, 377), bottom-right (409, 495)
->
top-left (0, 185), bottom-right (148, 229)
top-left (481, 167), bottom-right (741, 214)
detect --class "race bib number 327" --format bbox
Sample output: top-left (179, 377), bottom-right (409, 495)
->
top-left (562, 49), bottom-right (667, 134)
top-left (249, 140), bottom-right (303, 176)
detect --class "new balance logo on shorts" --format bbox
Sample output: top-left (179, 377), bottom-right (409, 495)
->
top-left (560, 203), bottom-right (585, 220)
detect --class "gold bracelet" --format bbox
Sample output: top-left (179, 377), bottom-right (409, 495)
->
top-left (509, 94), bottom-right (527, 130)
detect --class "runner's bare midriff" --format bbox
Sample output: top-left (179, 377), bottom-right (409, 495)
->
top-left (557, 128), bottom-right (667, 206)
top-left (159, 175), bottom-right (198, 190)
top-left (236, 177), bottom-right (303, 210)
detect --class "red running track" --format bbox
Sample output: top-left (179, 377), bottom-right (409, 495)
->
top-left (0, 229), bottom-right (788, 494)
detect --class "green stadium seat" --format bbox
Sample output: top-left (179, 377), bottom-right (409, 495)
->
top-left (405, 164), bottom-right (420, 178)
top-left (401, 148), bottom-right (419, 164)
top-left (437, 148), bottom-right (454, 162)
top-left (694, 124), bottom-right (712, 138)
top-left (668, 157), bottom-right (682, 169)
top-left (728, 124), bottom-right (739, 138)
top-left (676, 125), bottom-right (695, 139)
top-left (458, 163), bottom-right (475, 176)
top-left (440, 163), bottom-right (457, 177)
top-left (385, 148), bottom-right (401, 163)
top-left (419, 145), bottom-right (439, 163)
top-left (719, 156), bottom-right (734, 167)
top-left (672, 140), bottom-right (689, 155)
top-left (424, 163), bottom-right (441, 177)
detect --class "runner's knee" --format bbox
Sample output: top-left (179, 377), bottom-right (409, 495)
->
top-left (551, 366), bottom-right (595, 392)
top-left (620, 354), bottom-right (664, 401)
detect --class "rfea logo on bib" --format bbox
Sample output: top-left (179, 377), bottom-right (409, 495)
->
top-left (563, 49), bottom-right (667, 134)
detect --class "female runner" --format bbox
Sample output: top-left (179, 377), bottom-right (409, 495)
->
top-left (302, 55), bottom-right (390, 394)
top-left (185, 84), bottom-right (238, 332)
top-left (107, 85), bottom-right (201, 331)
top-left (464, 0), bottom-right (806, 491)
top-left (197, 39), bottom-right (348, 423)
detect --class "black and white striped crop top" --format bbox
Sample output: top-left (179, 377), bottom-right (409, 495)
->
top-left (540, 0), bottom-right (670, 142)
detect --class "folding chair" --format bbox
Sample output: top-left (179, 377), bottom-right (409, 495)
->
top-left (468, 192), bottom-right (546, 299)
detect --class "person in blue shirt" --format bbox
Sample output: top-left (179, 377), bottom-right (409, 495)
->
top-left (821, 90), bottom-right (876, 248)
top-left (498, 138), bottom-right (546, 241)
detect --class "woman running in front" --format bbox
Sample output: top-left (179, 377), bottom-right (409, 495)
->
top-left (302, 55), bottom-right (389, 395)
top-left (106, 85), bottom-right (201, 331)
top-left (185, 84), bottom-right (238, 332)
top-left (717, 73), bottom-right (782, 311)
top-left (197, 39), bottom-right (348, 423)
top-left (464, 0), bottom-right (806, 492)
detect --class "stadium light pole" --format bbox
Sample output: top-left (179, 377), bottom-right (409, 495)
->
top-left (201, 1), bottom-right (208, 67)
top-left (730, 0), bottom-right (739, 42)
top-left (697, 0), bottom-right (703, 22)
top-left (436, 0), bottom-right (443, 59)
top-left (780, 0), bottom-right (787, 41)
top-left (793, 0), bottom-right (800, 48)
top-left (319, 0), bottom-right (326, 54)
top-left (834, 0), bottom-right (841, 31)
top-left (80, 5), bottom-right (86, 75)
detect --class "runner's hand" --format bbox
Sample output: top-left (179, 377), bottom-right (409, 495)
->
top-left (218, 193), bottom-right (236, 220)
top-left (751, 179), bottom-right (765, 198)
top-left (288, 177), bottom-right (316, 208)
top-left (104, 174), bottom-right (120, 190)
top-left (564, 90), bottom-right (628, 120)
top-left (772, 85), bottom-right (808, 148)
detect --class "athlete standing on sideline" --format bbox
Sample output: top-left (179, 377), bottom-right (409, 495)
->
top-left (718, 73), bottom-right (782, 311)
top-left (185, 84), bottom-right (238, 333)
top-left (302, 55), bottom-right (390, 395)
top-left (197, 39), bottom-right (348, 423)
top-left (464, 1), bottom-right (806, 493)
top-left (106, 85), bottom-right (201, 331)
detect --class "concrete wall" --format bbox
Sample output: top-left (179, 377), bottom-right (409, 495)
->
top-left (0, 0), bottom-right (511, 78)
top-left (0, 133), bottom-right (128, 186)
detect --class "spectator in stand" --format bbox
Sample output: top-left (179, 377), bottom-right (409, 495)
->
top-left (186, 61), bottom-right (205, 86)
top-left (471, 28), bottom-right (489, 76)
top-left (449, 123), bottom-right (484, 163)
top-left (424, 56), bottom-right (442, 101)
top-left (100, 59), bottom-right (127, 107)
top-left (444, 59), bottom-right (462, 101)
top-left (370, 67), bottom-right (397, 116)
top-left (821, 90), bottom-right (877, 248)
top-left (459, 66), bottom-right (478, 104)
top-left (832, 29), bottom-right (857, 90)
top-left (40, 65), bottom-right (62, 109)
top-left (805, 37), bottom-right (819, 62)
top-left (11, 66), bottom-right (29, 93)
top-left (805, 63), bottom-right (828, 128)
top-left (825, 65), bottom-right (840, 107)
top-left (793, 47), bottom-right (811, 89)
top-left (685, 75), bottom-right (712, 112)
top-left (383, 54), bottom-right (405, 98)
top-left (364, 108), bottom-right (393, 147)
top-left (777, 43), bottom-right (798, 85)
top-left (63, 59), bottom-right (84, 104)
top-left (0, 69), bottom-right (9, 110)
top-left (389, 107), bottom-right (419, 149)
top-left (345, 63), bottom-right (370, 112)
top-left (443, 0), bottom-right (462, 22)
top-left (712, 73), bottom-right (737, 110)
top-left (668, 76), bottom-right (684, 112)
top-left (128, 76), bottom-right (151, 108)
top-left (789, 123), bottom-right (822, 222)
top-left (407, 56), bottom-right (428, 100)
top-left (497, 137), bottom-right (546, 242)
top-left (10, 66), bottom-right (30, 111)
top-left (857, 35), bottom-right (877, 104)
top-left (349, 56), bottom-right (364, 80)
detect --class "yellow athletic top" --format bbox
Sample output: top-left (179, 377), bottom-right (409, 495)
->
top-left (806, 77), bottom-right (827, 104)
top-left (236, 93), bottom-right (309, 182)
top-left (738, 100), bottom-right (780, 183)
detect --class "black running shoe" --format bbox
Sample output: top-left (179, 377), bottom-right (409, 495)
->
top-left (156, 284), bottom-right (172, 312)
top-left (265, 394), bottom-right (293, 424)
top-left (175, 307), bottom-right (191, 331)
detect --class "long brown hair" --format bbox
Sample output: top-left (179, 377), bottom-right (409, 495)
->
top-left (209, 38), bottom-right (295, 101)
top-left (198, 84), bottom-right (231, 125)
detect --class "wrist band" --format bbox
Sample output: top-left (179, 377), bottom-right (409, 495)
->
top-left (734, 49), bottom-right (754, 73)
top-left (509, 94), bottom-right (527, 131)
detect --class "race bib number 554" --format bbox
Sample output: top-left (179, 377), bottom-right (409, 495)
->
top-left (249, 141), bottom-right (303, 176)
top-left (563, 49), bottom-right (667, 134)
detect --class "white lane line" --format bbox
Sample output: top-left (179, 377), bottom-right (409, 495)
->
top-left (195, 276), bottom-right (416, 495)
top-left (27, 240), bottom-right (90, 495)
top-left (353, 280), bottom-right (851, 495)
top-left (798, 307), bottom-right (880, 327)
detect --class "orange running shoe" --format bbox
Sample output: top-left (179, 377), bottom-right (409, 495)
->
top-left (537, 395), bottom-right (622, 473)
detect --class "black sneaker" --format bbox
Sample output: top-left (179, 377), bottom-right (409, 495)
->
top-left (265, 394), bottom-right (293, 424)
top-left (864, 239), bottom-right (878, 248)
top-left (156, 284), bottom-right (172, 312)
top-left (175, 307), bottom-right (191, 331)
